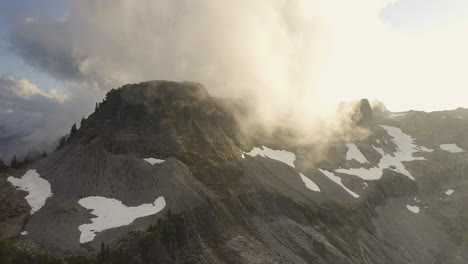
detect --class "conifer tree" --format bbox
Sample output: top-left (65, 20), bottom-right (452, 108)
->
top-left (70, 123), bottom-right (78, 135)
top-left (10, 155), bottom-right (18, 169)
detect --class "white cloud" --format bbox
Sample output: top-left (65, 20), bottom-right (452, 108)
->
top-left (2, 0), bottom-right (467, 157)
top-left (313, 0), bottom-right (468, 111)
top-left (9, 0), bottom-right (467, 116)
top-left (0, 75), bottom-right (94, 162)
top-left (0, 75), bottom-right (68, 102)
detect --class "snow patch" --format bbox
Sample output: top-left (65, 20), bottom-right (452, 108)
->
top-left (336, 125), bottom-right (432, 180)
top-left (246, 146), bottom-right (320, 192)
top-left (345, 143), bottom-right (369, 163)
top-left (78, 196), bottom-right (166, 243)
top-left (299, 173), bottom-right (320, 192)
top-left (319, 169), bottom-right (359, 198)
top-left (445, 189), bottom-right (454, 196)
top-left (336, 167), bottom-right (382, 181)
top-left (143, 158), bottom-right (165, 165)
top-left (440, 144), bottom-right (464, 153)
top-left (245, 146), bottom-right (296, 168)
top-left (406, 205), bottom-right (420, 214)
top-left (20, 231), bottom-right (28, 236)
top-left (7, 170), bottom-right (53, 214)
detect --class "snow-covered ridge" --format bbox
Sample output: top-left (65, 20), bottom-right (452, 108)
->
top-left (439, 144), bottom-right (464, 153)
top-left (336, 125), bottom-right (433, 180)
top-left (144, 157), bottom-right (165, 165)
top-left (7, 169), bottom-right (53, 214)
top-left (245, 146), bottom-right (320, 192)
top-left (345, 143), bottom-right (369, 163)
top-left (78, 196), bottom-right (166, 243)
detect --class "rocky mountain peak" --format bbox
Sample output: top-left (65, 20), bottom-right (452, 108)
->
top-left (351, 98), bottom-right (374, 127)
top-left (73, 81), bottom-right (246, 163)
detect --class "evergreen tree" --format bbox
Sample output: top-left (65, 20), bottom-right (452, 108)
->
top-left (57, 135), bottom-right (68, 149)
top-left (10, 155), bottom-right (18, 169)
top-left (0, 159), bottom-right (7, 172)
top-left (22, 154), bottom-right (32, 166)
top-left (70, 123), bottom-right (78, 135)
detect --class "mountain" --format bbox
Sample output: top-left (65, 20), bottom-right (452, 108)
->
top-left (1, 81), bottom-right (468, 264)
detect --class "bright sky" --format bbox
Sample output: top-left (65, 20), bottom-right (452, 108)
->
top-left (0, 0), bottom-right (65, 93)
top-left (312, 0), bottom-right (468, 112)
top-left (0, 0), bottom-right (467, 112)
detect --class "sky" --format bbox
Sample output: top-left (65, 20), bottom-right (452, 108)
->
top-left (1, 0), bottom-right (468, 161)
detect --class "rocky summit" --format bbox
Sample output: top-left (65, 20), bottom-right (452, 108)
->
top-left (1, 81), bottom-right (468, 264)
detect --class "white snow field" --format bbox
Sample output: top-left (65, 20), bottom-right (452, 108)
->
top-left (7, 169), bottom-right (53, 214)
top-left (345, 143), bottom-right (369, 163)
top-left (143, 157), bottom-right (165, 165)
top-left (445, 189), bottom-right (454, 196)
top-left (439, 144), bottom-right (464, 153)
top-left (336, 125), bottom-right (433, 180)
top-left (406, 205), bottom-right (420, 214)
top-left (299, 173), bottom-right (321, 192)
top-left (319, 169), bottom-right (360, 198)
top-left (246, 146), bottom-right (320, 192)
top-left (78, 196), bottom-right (166, 243)
top-left (245, 146), bottom-right (296, 168)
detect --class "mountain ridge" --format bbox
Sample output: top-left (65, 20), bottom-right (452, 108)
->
top-left (1, 80), bottom-right (468, 264)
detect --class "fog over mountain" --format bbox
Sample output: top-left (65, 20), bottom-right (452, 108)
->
top-left (1, 81), bottom-right (468, 263)
top-left (2, 0), bottom-right (468, 161)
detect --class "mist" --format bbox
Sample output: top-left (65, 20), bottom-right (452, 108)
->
top-left (0, 75), bottom-right (98, 163)
top-left (3, 0), bottom-right (468, 159)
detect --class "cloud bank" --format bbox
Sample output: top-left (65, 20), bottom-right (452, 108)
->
top-left (0, 75), bottom-right (95, 162)
top-left (8, 0), bottom-right (333, 125)
top-left (2, 0), bottom-right (468, 158)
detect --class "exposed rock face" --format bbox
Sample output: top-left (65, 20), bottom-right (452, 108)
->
top-left (77, 81), bottom-right (247, 162)
top-left (352, 98), bottom-right (375, 127)
top-left (1, 81), bottom-right (468, 264)
top-left (0, 174), bottom-right (30, 239)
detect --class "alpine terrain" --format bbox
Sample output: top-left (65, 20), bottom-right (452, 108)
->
top-left (1, 81), bottom-right (468, 264)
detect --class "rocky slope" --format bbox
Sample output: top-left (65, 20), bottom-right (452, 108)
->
top-left (1, 81), bottom-right (468, 264)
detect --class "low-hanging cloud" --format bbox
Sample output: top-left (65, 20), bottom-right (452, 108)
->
top-left (0, 75), bottom-right (95, 163)
top-left (4, 0), bottom-right (468, 154)
top-left (7, 0), bottom-right (334, 126)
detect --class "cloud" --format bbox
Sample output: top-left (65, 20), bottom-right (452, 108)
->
top-left (0, 75), bottom-right (68, 102)
top-left (8, 0), bottom-right (465, 117)
top-left (3, 0), bottom-right (468, 155)
top-left (0, 75), bottom-right (94, 162)
top-left (6, 0), bottom-right (333, 125)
